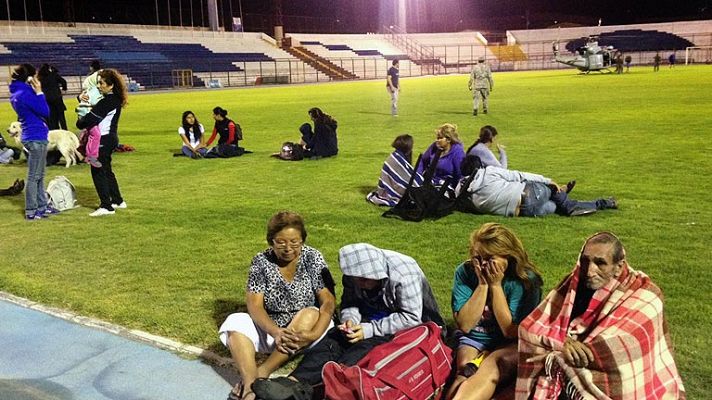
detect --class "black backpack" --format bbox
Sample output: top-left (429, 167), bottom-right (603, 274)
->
top-left (382, 151), bottom-right (456, 222)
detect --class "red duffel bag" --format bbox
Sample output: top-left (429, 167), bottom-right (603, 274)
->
top-left (322, 322), bottom-right (452, 400)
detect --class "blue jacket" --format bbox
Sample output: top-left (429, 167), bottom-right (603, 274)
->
top-left (9, 80), bottom-right (49, 142)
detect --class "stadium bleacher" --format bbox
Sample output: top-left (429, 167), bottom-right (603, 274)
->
top-left (0, 19), bottom-right (711, 97)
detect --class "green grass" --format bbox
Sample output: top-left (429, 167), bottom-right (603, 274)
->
top-left (1, 66), bottom-right (711, 397)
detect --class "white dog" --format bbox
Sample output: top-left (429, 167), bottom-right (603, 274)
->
top-left (7, 121), bottom-right (84, 168)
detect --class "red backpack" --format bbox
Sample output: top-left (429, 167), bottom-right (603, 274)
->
top-left (322, 322), bottom-right (452, 400)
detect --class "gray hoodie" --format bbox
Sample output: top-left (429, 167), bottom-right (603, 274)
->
top-left (456, 166), bottom-right (551, 216)
top-left (338, 243), bottom-right (444, 339)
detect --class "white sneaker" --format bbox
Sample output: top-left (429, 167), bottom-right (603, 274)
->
top-left (111, 201), bottom-right (127, 209)
top-left (89, 208), bottom-right (115, 217)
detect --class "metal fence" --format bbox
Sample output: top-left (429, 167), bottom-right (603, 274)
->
top-left (3, 36), bottom-right (712, 97)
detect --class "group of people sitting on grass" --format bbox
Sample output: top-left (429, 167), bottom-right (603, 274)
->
top-left (177, 107), bottom-right (338, 161)
top-left (220, 211), bottom-right (685, 400)
top-left (177, 107), bottom-right (247, 159)
top-left (367, 124), bottom-right (618, 217)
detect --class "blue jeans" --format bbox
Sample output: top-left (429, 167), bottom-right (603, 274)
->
top-left (520, 182), bottom-right (599, 217)
top-left (181, 145), bottom-right (207, 157)
top-left (24, 140), bottom-right (49, 216)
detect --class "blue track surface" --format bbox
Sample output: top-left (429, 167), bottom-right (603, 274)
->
top-left (0, 300), bottom-right (238, 400)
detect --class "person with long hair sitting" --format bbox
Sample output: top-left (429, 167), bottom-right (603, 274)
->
top-left (299, 107), bottom-right (338, 159)
top-left (205, 106), bottom-right (244, 158)
top-left (178, 110), bottom-right (207, 158)
top-left (466, 125), bottom-right (507, 169)
top-left (447, 223), bottom-right (543, 400)
top-left (366, 133), bottom-right (423, 206)
top-left (417, 123), bottom-right (466, 189)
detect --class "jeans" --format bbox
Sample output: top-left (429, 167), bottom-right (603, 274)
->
top-left (388, 87), bottom-right (399, 115)
top-left (91, 135), bottom-right (123, 210)
top-left (24, 140), bottom-right (49, 216)
top-left (520, 182), bottom-right (599, 217)
top-left (181, 145), bottom-right (207, 157)
top-left (290, 327), bottom-right (392, 385)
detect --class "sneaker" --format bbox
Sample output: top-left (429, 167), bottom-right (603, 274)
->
top-left (570, 208), bottom-right (597, 217)
top-left (605, 197), bottom-right (618, 209)
top-left (111, 201), bottom-right (127, 209)
top-left (483, 109), bottom-right (488, 114)
top-left (565, 180), bottom-right (576, 193)
top-left (473, 110), bottom-right (478, 116)
top-left (89, 207), bottom-right (115, 217)
top-left (25, 211), bottom-right (45, 220)
top-left (86, 157), bottom-right (102, 168)
top-left (43, 206), bottom-right (61, 215)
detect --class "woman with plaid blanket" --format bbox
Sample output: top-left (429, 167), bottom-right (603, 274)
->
top-left (516, 232), bottom-right (685, 400)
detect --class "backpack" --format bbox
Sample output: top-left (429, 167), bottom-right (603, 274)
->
top-left (382, 151), bottom-right (456, 222)
top-left (322, 322), bottom-right (453, 400)
top-left (46, 176), bottom-right (79, 211)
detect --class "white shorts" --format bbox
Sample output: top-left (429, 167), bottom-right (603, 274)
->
top-left (218, 307), bottom-right (334, 354)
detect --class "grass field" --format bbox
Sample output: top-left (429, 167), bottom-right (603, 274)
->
top-left (1, 66), bottom-right (710, 397)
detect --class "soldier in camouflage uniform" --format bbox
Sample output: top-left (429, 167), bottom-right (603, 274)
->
top-left (468, 57), bottom-right (494, 116)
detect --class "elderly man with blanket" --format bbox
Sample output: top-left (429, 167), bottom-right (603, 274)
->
top-left (516, 232), bottom-right (685, 400)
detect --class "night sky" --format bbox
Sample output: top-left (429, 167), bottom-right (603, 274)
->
top-left (2, 0), bottom-right (711, 33)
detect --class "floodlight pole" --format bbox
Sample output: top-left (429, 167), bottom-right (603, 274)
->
top-left (38, 0), bottom-right (44, 34)
top-left (23, 0), bottom-right (28, 34)
top-left (396, 0), bottom-right (406, 32)
top-left (155, 0), bottom-right (160, 25)
top-left (167, 0), bottom-right (171, 27)
top-left (207, 0), bottom-right (219, 31)
top-left (5, 0), bottom-right (12, 34)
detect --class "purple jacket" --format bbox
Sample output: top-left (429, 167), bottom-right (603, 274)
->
top-left (417, 142), bottom-right (466, 185)
top-left (9, 80), bottom-right (49, 142)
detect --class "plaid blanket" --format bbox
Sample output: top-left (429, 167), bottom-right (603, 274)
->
top-left (516, 256), bottom-right (685, 399)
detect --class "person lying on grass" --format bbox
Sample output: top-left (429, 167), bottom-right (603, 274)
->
top-left (455, 155), bottom-right (617, 217)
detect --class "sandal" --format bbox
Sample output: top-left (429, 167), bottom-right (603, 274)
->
top-left (228, 381), bottom-right (244, 400)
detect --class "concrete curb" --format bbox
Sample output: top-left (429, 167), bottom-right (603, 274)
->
top-left (0, 290), bottom-right (234, 368)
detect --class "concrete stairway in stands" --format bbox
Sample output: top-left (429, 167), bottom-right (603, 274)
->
top-left (283, 46), bottom-right (358, 80)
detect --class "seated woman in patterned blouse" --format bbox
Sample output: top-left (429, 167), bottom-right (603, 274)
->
top-left (218, 211), bottom-right (336, 400)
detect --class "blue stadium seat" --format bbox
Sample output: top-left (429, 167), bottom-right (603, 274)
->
top-left (0, 34), bottom-right (275, 88)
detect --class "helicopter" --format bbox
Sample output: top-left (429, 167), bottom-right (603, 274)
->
top-left (552, 36), bottom-right (617, 73)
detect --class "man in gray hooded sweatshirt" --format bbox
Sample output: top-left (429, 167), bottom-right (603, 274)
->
top-left (455, 155), bottom-right (617, 217)
top-left (252, 243), bottom-right (444, 399)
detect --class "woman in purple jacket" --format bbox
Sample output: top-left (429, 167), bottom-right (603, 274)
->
top-left (417, 123), bottom-right (466, 189)
top-left (9, 64), bottom-right (57, 220)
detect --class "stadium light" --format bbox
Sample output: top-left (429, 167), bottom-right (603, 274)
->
top-left (5, 0), bottom-right (11, 33)
top-left (37, 0), bottom-right (44, 34)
